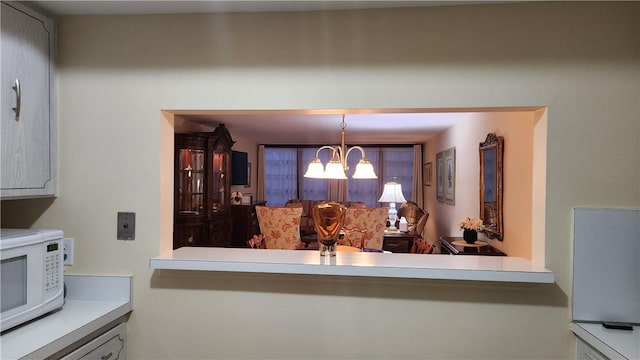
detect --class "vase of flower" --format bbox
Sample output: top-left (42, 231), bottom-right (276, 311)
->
top-left (231, 191), bottom-right (243, 205)
top-left (459, 216), bottom-right (484, 244)
top-left (463, 229), bottom-right (478, 244)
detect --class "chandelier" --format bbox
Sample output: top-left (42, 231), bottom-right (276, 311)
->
top-left (303, 115), bottom-right (377, 180)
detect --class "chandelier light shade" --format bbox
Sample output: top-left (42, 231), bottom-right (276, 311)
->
top-left (304, 158), bottom-right (327, 178)
top-left (303, 115), bottom-right (377, 180)
top-left (377, 181), bottom-right (407, 230)
top-left (323, 153), bottom-right (348, 179)
top-left (352, 158), bottom-right (376, 179)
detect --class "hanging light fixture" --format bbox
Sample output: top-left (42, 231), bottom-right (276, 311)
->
top-left (304, 115), bottom-right (377, 180)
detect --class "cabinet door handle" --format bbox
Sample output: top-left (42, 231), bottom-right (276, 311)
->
top-left (101, 352), bottom-right (113, 360)
top-left (12, 79), bottom-right (20, 121)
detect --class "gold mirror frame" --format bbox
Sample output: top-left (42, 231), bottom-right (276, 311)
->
top-left (479, 133), bottom-right (504, 241)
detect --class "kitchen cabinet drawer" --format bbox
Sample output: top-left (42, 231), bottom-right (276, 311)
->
top-left (62, 323), bottom-right (127, 360)
top-left (576, 337), bottom-right (608, 360)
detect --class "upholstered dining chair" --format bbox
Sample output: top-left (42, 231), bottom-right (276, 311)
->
top-left (411, 236), bottom-right (433, 254)
top-left (255, 206), bottom-right (304, 250)
top-left (339, 207), bottom-right (388, 250)
top-left (415, 211), bottom-right (429, 236)
top-left (398, 201), bottom-right (428, 235)
top-left (406, 207), bottom-right (431, 254)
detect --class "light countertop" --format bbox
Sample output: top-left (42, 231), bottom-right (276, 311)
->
top-left (150, 247), bottom-right (555, 284)
top-left (571, 322), bottom-right (639, 360)
top-left (0, 274), bottom-right (132, 360)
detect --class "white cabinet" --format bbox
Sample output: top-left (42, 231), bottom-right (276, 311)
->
top-left (577, 338), bottom-right (608, 360)
top-left (62, 323), bottom-right (127, 360)
top-left (1, 1), bottom-right (56, 199)
top-left (571, 322), bottom-right (639, 360)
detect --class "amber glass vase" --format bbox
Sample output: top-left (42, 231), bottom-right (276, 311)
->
top-left (311, 202), bottom-right (347, 256)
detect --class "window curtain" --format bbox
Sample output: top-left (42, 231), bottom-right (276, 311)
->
top-left (381, 148), bottom-right (413, 204)
top-left (347, 148), bottom-right (380, 207)
top-left (261, 146), bottom-right (415, 207)
top-left (257, 145), bottom-right (266, 202)
top-left (412, 144), bottom-right (424, 208)
top-left (328, 179), bottom-right (348, 202)
top-left (300, 148), bottom-right (329, 200)
top-left (263, 147), bottom-right (297, 206)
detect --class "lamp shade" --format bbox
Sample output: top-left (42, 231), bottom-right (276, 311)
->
top-left (304, 158), bottom-right (325, 178)
top-left (352, 159), bottom-right (377, 179)
top-left (323, 159), bottom-right (348, 179)
top-left (377, 182), bottom-right (407, 203)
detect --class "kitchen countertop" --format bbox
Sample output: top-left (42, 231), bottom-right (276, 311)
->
top-left (571, 322), bottom-right (639, 359)
top-left (150, 247), bottom-right (555, 284)
top-left (0, 274), bottom-right (132, 360)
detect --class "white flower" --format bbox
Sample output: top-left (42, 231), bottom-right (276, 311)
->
top-left (231, 191), bottom-right (243, 201)
top-left (459, 216), bottom-right (484, 231)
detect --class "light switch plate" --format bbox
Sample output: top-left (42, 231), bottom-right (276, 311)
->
top-left (117, 212), bottom-right (135, 240)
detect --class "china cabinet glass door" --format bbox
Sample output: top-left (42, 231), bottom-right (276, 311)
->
top-left (210, 144), bottom-right (228, 213)
top-left (177, 148), bottom-right (205, 215)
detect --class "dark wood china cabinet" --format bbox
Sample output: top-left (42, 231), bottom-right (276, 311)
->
top-left (230, 202), bottom-right (266, 248)
top-left (174, 125), bottom-right (234, 249)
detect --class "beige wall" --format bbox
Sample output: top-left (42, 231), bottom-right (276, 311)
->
top-left (424, 111), bottom-right (537, 258)
top-left (2, 2), bottom-right (638, 359)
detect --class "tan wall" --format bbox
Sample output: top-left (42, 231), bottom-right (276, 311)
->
top-left (2, 2), bottom-right (638, 359)
top-left (424, 111), bottom-right (536, 258)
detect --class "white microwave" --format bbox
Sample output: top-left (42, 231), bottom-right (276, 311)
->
top-left (1, 229), bottom-right (65, 332)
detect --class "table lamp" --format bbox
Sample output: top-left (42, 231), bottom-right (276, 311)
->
top-left (377, 181), bottom-right (407, 230)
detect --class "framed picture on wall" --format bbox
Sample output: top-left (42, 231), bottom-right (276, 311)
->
top-left (444, 147), bottom-right (456, 204)
top-left (424, 162), bottom-right (432, 186)
top-left (436, 153), bottom-right (444, 202)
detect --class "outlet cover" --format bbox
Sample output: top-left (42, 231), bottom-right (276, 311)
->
top-left (117, 212), bottom-right (135, 240)
top-left (63, 238), bottom-right (74, 265)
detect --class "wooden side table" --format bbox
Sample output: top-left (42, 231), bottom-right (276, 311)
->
top-left (383, 232), bottom-right (415, 253)
top-left (439, 236), bottom-right (506, 256)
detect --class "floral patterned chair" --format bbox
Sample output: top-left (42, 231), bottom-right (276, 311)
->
top-left (397, 202), bottom-right (433, 253)
top-left (255, 206), bottom-right (303, 250)
top-left (284, 199), bottom-right (366, 237)
top-left (397, 201), bottom-right (428, 235)
top-left (411, 236), bottom-right (433, 254)
top-left (339, 207), bottom-right (388, 250)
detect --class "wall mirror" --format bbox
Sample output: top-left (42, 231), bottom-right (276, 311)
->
top-left (479, 133), bottom-right (504, 240)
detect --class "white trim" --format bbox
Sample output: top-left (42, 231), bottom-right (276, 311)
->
top-left (150, 247), bottom-right (554, 283)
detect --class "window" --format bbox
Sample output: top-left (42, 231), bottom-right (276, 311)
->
top-left (264, 146), bottom-right (415, 206)
top-left (299, 148), bottom-right (329, 201)
top-left (263, 148), bottom-right (298, 207)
